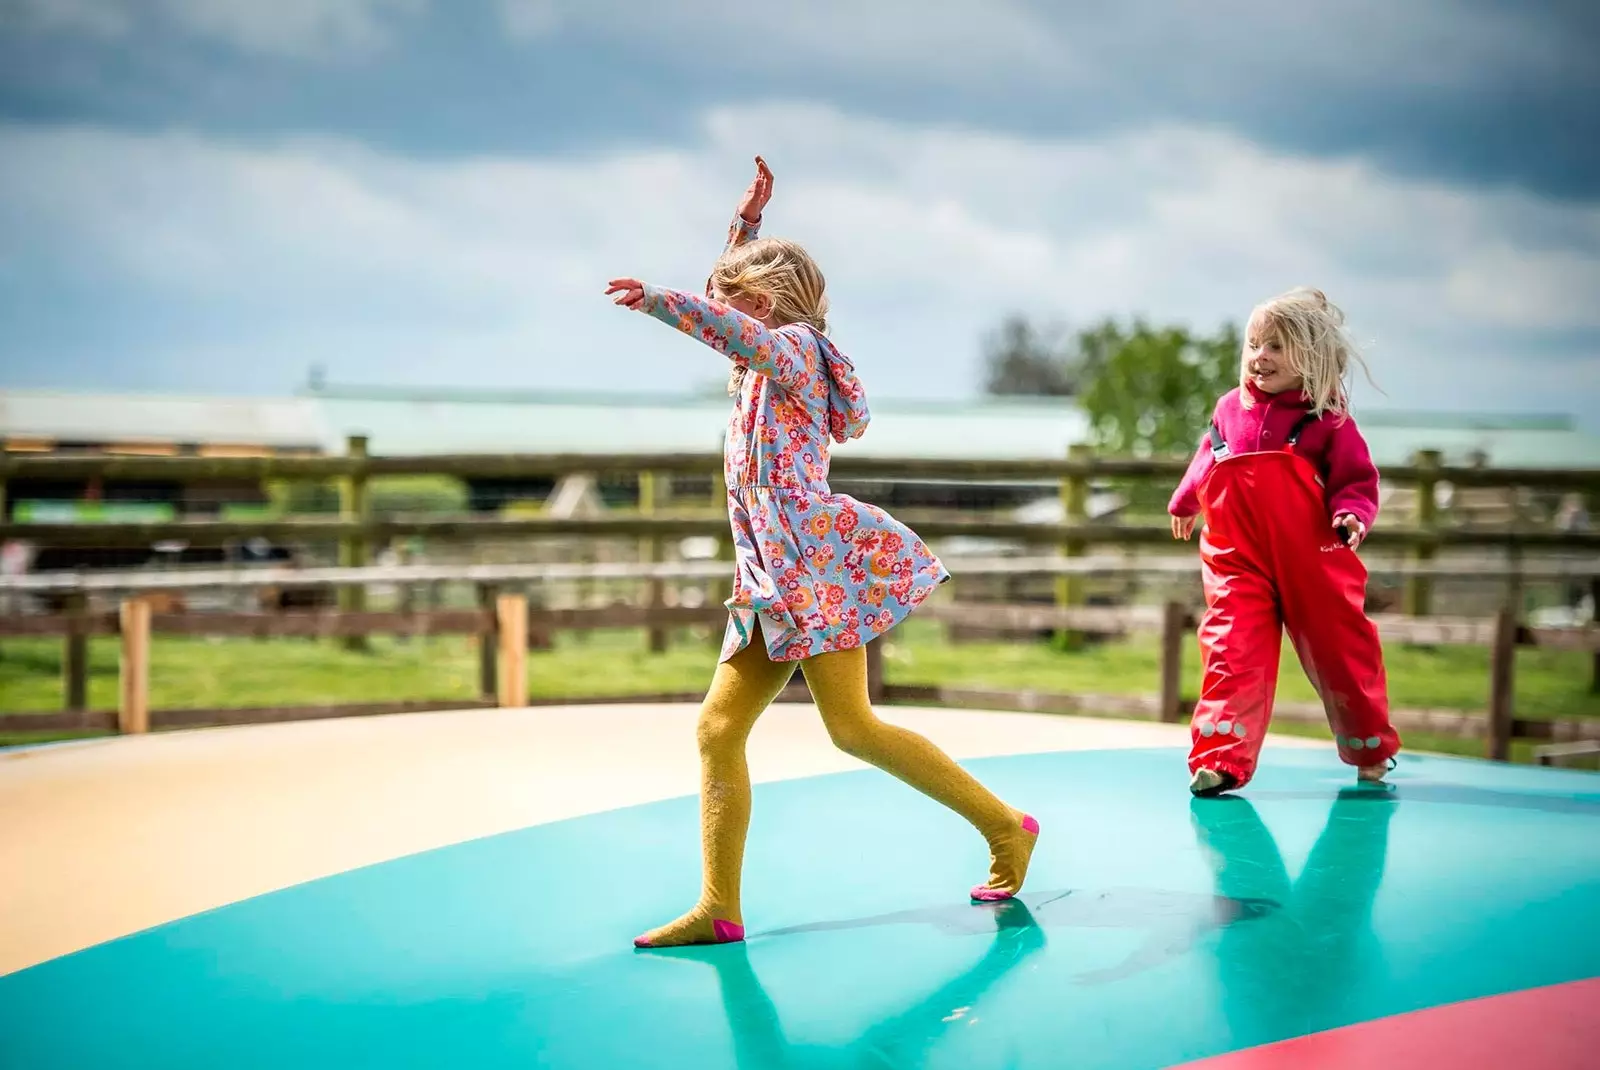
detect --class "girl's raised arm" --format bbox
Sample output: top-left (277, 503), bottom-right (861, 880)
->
top-left (704, 156), bottom-right (771, 295)
top-left (727, 156), bottom-right (772, 252)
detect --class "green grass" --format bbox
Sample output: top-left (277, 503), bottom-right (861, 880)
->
top-left (3, 622), bottom-right (1593, 761)
top-left (0, 630), bottom-right (720, 715)
top-left (879, 620), bottom-right (1600, 721)
top-left (877, 620), bottom-right (1597, 762)
top-left (1, 634), bottom-right (482, 713)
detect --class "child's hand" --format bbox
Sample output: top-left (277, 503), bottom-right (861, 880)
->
top-left (605, 278), bottom-right (646, 310)
top-left (737, 155), bottom-right (773, 224)
top-left (1333, 514), bottom-right (1367, 549)
top-left (1171, 514), bottom-right (1198, 540)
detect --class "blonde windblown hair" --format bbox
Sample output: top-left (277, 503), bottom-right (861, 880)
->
top-left (1241, 287), bottom-right (1375, 419)
top-left (709, 237), bottom-right (830, 396)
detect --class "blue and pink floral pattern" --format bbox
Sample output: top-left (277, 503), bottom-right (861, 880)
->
top-left (636, 217), bottom-right (950, 662)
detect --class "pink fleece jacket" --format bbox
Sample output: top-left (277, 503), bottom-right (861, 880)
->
top-left (1168, 382), bottom-right (1382, 530)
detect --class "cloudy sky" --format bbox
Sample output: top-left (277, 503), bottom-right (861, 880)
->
top-left (1, 0), bottom-right (1596, 424)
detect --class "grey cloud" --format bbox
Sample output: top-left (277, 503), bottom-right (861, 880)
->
top-left (0, 0), bottom-right (1594, 197)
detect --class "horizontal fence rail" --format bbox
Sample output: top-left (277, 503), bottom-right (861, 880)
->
top-left (5, 449), bottom-right (1598, 489)
top-left (4, 595), bottom-right (1596, 652)
top-left (6, 442), bottom-right (1595, 639)
top-left (3, 554), bottom-right (1599, 593)
top-left (5, 514), bottom-right (1595, 550)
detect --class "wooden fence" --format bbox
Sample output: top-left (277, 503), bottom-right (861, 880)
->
top-left (2, 557), bottom-right (1596, 763)
top-left (5, 442), bottom-right (1599, 627)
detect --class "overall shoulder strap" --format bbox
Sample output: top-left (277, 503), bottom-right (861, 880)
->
top-left (1209, 420), bottom-right (1230, 461)
top-left (1285, 411), bottom-right (1321, 448)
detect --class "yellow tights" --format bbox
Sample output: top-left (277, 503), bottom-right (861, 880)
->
top-left (634, 631), bottom-right (1039, 948)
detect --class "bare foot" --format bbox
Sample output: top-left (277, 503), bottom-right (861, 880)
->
top-left (970, 810), bottom-right (1040, 901)
top-left (633, 906), bottom-right (744, 949)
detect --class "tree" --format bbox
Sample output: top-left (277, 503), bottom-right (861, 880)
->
top-left (1078, 318), bottom-right (1240, 457)
top-left (980, 312), bottom-right (1241, 456)
top-left (981, 314), bottom-right (1081, 397)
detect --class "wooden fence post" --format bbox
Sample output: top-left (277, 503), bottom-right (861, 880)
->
top-left (118, 596), bottom-right (151, 734)
top-left (1054, 443), bottom-right (1092, 649)
top-left (638, 470), bottom-right (668, 654)
top-left (496, 592), bottom-right (528, 708)
top-left (339, 434), bottom-right (371, 651)
top-left (1404, 449), bottom-right (1441, 617)
top-left (63, 590), bottom-right (88, 712)
top-left (1591, 576), bottom-right (1599, 694)
top-left (476, 583), bottom-right (498, 700)
top-left (526, 584), bottom-right (553, 651)
top-left (1486, 605), bottom-right (1517, 761)
top-left (708, 462), bottom-right (731, 640)
top-left (1159, 600), bottom-right (1187, 723)
top-left (0, 459), bottom-right (8, 622)
top-left (1504, 543), bottom-right (1526, 624)
top-left (866, 636), bottom-right (886, 706)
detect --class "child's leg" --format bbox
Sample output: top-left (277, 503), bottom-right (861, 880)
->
top-left (1281, 553), bottom-right (1400, 772)
top-left (800, 644), bottom-right (1039, 901)
top-left (1190, 562), bottom-right (1283, 790)
top-left (634, 633), bottom-right (795, 948)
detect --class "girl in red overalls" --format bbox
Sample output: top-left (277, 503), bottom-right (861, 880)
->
top-left (1169, 287), bottom-right (1400, 795)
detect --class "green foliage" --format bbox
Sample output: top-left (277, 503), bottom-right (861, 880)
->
top-left (369, 476), bottom-right (468, 516)
top-left (1078, 319), bottom-right (1240, 457)
top-left (981, 312), bottom-right (1242, 456)
top-left (265, 476), bottom-right (468, 516)
top-left (267, 479), bottom-right (339, 515)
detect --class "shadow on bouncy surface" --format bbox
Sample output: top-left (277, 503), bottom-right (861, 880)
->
top-left (634, 790), bottom-right (1402, 1065)
top-left (1247, 778), bottom-right (1600, 816)
top-left (1189, 786), bottom-right (1398, 1047)
top-left (633, 861), bottom-right (1299, 1066)
top-left (750, 884), bottom-right (1278, 988)
top-left (638, 900), bottom-right (1049, 1069)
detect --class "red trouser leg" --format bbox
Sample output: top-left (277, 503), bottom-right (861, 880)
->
top-left (1189, 555), bottom-right (1282, 787)
top-left (1280, 543), bottom-right (1400, 767)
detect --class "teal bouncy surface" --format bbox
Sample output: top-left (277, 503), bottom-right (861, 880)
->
top-left (3, 748), bottom-right (1599, 1069)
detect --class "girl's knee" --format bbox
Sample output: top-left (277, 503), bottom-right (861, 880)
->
top-left (696, 706), bottom-right (745, 755)
top-left (823, 709), bottom-right (880, 758)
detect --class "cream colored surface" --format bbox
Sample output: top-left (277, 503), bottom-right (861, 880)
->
top-left (0, 703), bottom-right (1321, 976)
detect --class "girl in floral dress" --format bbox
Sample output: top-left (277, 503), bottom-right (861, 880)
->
top-left (606, 157), bottom-right (1039, 948)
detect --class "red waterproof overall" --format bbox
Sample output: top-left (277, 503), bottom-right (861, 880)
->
top-left (1189, 413), bottom-right (1400, 786)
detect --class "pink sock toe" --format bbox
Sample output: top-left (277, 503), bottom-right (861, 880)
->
top-left (970, 885), bottom-right (1016, 902)
top-left (1021, 814), bottom-right (1040, 835)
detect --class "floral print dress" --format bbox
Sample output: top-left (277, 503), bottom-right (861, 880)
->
top-left (637, 217), bottom-right (950, 662)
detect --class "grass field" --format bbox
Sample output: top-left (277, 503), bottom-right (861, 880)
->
top-left (2, 621), bottom-right (1595, 761)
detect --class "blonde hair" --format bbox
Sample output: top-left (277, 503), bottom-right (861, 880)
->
top-left (1240, 286), bottom-right (1375, 418)
top-left (710, 237), bottom-right (829, 396)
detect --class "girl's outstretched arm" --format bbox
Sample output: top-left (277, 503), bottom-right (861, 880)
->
top-left (605, 277), bottom-right (814, 395)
